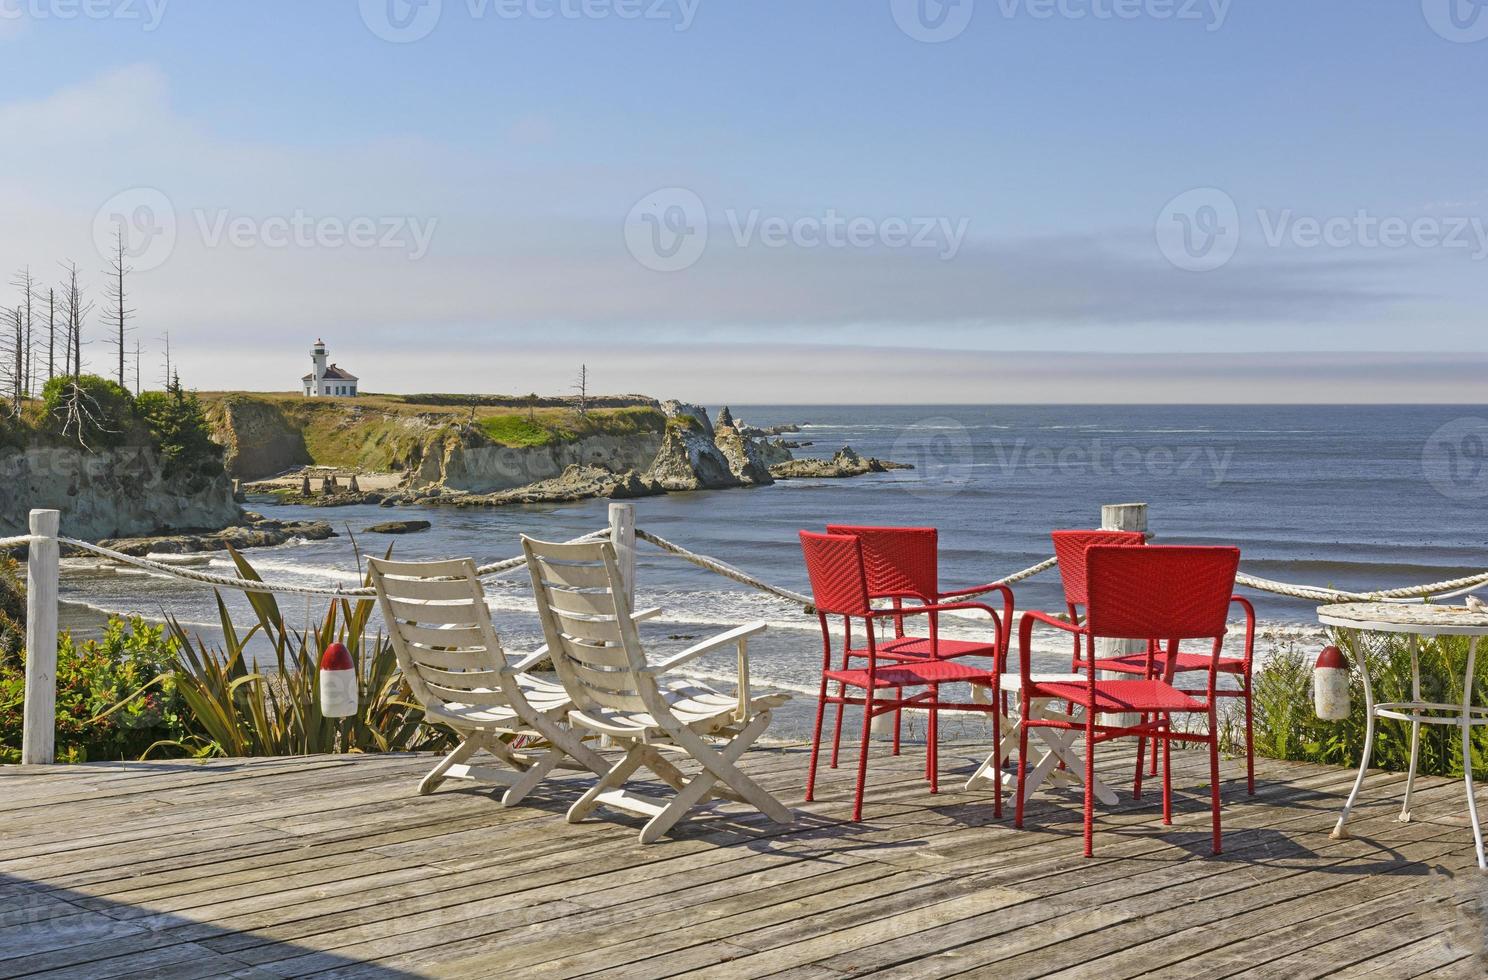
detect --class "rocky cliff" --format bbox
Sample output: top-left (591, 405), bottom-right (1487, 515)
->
top-left (204, 395), bottom-right (311, 480)
top-left (0, 444), bottom-right (243, 539)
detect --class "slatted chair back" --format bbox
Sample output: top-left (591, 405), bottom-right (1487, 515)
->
top-left (1051, 529), bottom-right (1147, 610)
top-left (1083, 545), bottom-right (1240, 642)
top-left (824, 525), bottom-right (938, 601)
top-left (522, 537), bottom-right (656, 716)
top-left (368, 557), bottom-right (510, 716)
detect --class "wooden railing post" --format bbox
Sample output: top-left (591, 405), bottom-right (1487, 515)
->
top-left (22, 509), bottom-right (60, 766)
top-left (608, 502), bottom-right (637, 610)
top-left (1100, 503), bottom-right (1148, 733)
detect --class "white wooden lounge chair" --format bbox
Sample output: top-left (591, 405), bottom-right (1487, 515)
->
top-left (521, 536), bottom-right (793, 843)
top-left (368, 556), bottom-right (609, 805)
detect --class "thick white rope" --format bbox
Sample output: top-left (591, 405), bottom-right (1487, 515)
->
top-left (53, 529), bottom-right (609, 599)
top-left (0, 535), bottom-right (35, 549)
top-left (634, 529), bottom-right (817, 608)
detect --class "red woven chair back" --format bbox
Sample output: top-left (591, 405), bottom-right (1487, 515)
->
top-left (1051, 529), bottom-right (1146, 606)
top-left (824, 525), bottom-right (938, 601)
top-left (1083, 545), bottom-right (1240, 641)
top-left (799, 531), bottom-right (872, 617)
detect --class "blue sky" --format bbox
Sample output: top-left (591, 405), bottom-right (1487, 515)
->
top-left (1, 0), bottom-right (1485, 401)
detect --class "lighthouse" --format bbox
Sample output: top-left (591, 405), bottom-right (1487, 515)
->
top-left (301, 339), bottom-right (360, 397)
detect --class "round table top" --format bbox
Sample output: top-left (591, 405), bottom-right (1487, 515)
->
top-left (1317, 602), bottom-right (1488, 636)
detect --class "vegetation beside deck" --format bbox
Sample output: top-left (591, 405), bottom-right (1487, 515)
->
top-left (2, 743), bottom-right (1483, 978)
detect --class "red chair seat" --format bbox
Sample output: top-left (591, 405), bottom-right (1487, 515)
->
top-left (1090, 652), bottom-right (1247, 675)
top-left (881, 636), bottom-right (999, 660)
top-left (1032, 679), bottom-right (1206, 714)
top-left (826, 660), bottom-right (994, 689)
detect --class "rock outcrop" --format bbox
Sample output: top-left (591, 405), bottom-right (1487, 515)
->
top-left (205, 396), bottom-right (312, 480)
top-left (712, 407), bottom-right (774, 485)
top-left (96, 517), bottom-right (334, 557)
top-left (364, 520), bottom-right (432, 535)
top-left (645, 407), bottom-right (740, 491)
top-left (0, 445), bottom-right (244, 540)
top-left (769, 447), bottom-right (913, 479)
top-left (446, 464), bottom-right (664, 507)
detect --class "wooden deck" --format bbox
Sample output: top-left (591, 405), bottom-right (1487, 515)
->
top-left (1, 741), bottom-right (1484, 978)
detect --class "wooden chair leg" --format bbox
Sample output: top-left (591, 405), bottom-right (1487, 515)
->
top-left (567, 743), bottom-right (645, 824)
top-left (501, 747), bottom-right (564, 807)
top-left (419, 734), bottom-right (482, 795)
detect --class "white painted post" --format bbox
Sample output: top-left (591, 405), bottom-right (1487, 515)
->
top-left (22, 509), bottom-right (60, 766)
top-left (608, 502), bottom-right (637, 611)
top-left (1100, 503), bottom-right (1148, 733)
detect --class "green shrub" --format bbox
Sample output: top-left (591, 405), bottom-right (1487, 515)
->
top-left (1240, 633), bottom-right (1488, 779)
top-left (0, 556), bottom-right (22, 662)
top-left (41, 374), bottom-right (138, 448)
top-left (0, 616), bottom-right (191, 763)
top-left (136, 385), bottom-right (226, 489)
top-left (478, 414), bottom-right (553, 447)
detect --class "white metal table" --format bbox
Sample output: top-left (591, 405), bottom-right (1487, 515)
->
top-left (1318, 602), bottom-right (1488, 868)
top-left (966, 673), bottom-right (1119, 806)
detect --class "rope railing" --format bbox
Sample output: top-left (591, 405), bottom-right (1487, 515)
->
top-left (0, 535), bottom-right (34, 549)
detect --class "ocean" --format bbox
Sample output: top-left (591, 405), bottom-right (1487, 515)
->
top-left (61, 404), bottom-right (1488, 738)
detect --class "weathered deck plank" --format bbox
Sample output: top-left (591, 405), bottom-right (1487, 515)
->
top-left (1, 743), bottom-right (1483, 978)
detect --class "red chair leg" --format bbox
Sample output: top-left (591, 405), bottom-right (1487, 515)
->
top-left (1149, 719), bottom-right (1160, 776)
top-left (1014, 711), bottom-right (1030, 828)
top-left (1209, 713), bottom-right (1222, 855)
top-left (830, 678), bottom-right (846, 769)
top-left (1133, 714), bottom-right (1146, 801)
top-left (1084, 712), bottom-right (1097, 858)
top-left (852, 689), bottom-right (874, 822)
top-left (1244, 682), bottom-right (1256, 795)
top-left (928, 686), bottom-right (939, 793)
top-left (991, 688), bottom-right (1002, 819)
top-left (893, 687), bottom-right (903, 756)
top-left (806, 675), bottom-right (829, 803)
top-left (1161, 724), bottom-right (1173, 826)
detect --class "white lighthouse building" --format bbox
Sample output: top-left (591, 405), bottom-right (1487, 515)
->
top-left (302, 339), bottom-right (359, 397)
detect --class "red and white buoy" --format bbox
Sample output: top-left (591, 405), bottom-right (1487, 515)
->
top-left (319, 642), bottom-right (359, 718)
top-left (1314, 645), bottom-right (1350, 720)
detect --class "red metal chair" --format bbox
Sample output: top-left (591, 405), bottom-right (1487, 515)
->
top-left (800, 531), bottom-right (1002, 816)
top-left (1015, 544), bottom-right (1240, 856)
top-left (823, 525), bottom-right (1015, 763)
top-left (1053, 529), bottom-right (1258, 794)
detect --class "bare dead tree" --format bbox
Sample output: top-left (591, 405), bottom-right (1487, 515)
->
top-left (133, 338), bottom-right (142, 395)
top-left (102, 229), bottom-right (134, 387)
top-left (571, 363), bottom-right (589, 417)
top-left (13, 269), bottom-right (36, 398)
top-left (160, 331), bottom-right (172, 389)
top-left (4, 307), bottom-right (22, 413)
top-left (59, 261), bottom-right (91, 380)
top-left (46, 288), bottom-right (55, 385)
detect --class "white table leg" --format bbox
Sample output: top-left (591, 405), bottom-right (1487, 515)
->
top-left (1401, 634), bottom-right (1421, 822)
top-left (1463, 637), bottom-right (1485, 868)
top-left (1333, 629), bottom-right (1376, 841)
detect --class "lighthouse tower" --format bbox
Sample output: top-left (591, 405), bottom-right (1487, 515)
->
top-left (311, 339), bottom-right (328, 387)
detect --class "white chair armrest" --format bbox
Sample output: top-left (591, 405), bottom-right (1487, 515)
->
top-left (642, 622), bottom-right (767, 677)
top-left (507, 645), bottom-right (550, 674)
top-left (632, 606), bottom-right (664, 622)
